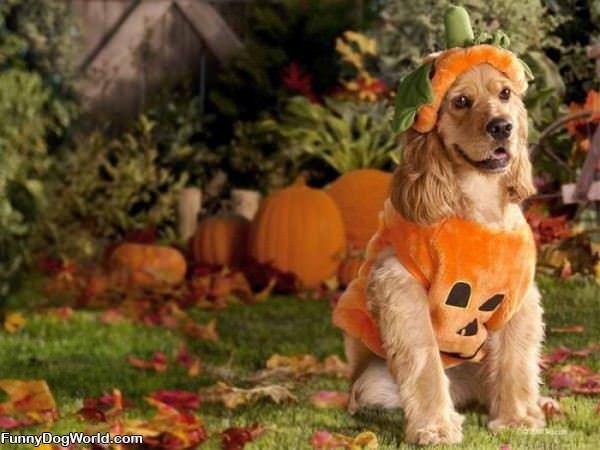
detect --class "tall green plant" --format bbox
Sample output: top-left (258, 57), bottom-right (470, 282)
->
top-left (267, 96), bottom-right (397, 174)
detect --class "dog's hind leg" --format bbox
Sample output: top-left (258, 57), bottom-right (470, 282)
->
top-left (347, 352), bottom-right (401, 413)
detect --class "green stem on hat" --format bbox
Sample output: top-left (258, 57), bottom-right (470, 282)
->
top-left (444, 5), bottom-right (474, 48)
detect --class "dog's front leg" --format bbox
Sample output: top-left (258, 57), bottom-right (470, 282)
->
top-left (368, 250), bottom-right (463, 445)
top-left (485, 284), bottom-right (546, 432)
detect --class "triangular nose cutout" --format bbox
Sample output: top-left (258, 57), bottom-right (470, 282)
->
top-left (457, 318), bottom-right (478, 337)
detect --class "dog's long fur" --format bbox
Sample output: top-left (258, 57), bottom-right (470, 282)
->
top-left (345, 64), bottom-right (545, 445)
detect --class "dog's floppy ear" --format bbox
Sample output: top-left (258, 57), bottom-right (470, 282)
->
top-left (390, 129), bottom-right (462, 225)
top-left (505, 105), bottom-right (536, 202)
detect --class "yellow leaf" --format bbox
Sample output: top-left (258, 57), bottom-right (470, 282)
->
top-left (343, 31), bottom-right (377, 55)
top-left (335, 38), bottom-right (363, 70)
top-left (0, 380), bottom-right (56, 414)
top-left (3, 312), bottom-right (26, 334)
top-left (351, 431), bottom-right (379, 449)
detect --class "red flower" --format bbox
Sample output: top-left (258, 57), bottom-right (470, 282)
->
top-left (282, 63), bottom-right (318, 103)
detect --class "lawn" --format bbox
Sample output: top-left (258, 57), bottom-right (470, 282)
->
top-left (1, 275), bottom-right (599, 449)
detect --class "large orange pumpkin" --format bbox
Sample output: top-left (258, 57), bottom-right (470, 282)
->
top-left (192, 214), bottom-right (249, 267)
top-left (327, 169), bottom-right (391, 250)
top-left (248, 177), bottom-right (346, 287)
top-left (109, 243), bottom-right (187, 287)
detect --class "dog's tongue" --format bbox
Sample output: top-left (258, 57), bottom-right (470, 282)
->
top-left (491, 148), bottom-right (508, 160)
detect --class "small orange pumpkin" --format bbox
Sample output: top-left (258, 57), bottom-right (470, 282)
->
top-left (192, 214), bottom-right (249, 267)
top-left (338, 252), bottom-right (364, 287)
top-left (248, 176), bottom-right (346, 287)
top-left (109, 243), bottom-right (187, 287)
top-left (327, 169), bottom-right (391, 250)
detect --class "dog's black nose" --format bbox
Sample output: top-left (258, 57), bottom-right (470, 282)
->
top-left (486, 117), bottom-right (513, 140)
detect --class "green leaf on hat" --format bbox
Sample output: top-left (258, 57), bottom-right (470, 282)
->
top-left (392, 62), bottom-right (434, 134)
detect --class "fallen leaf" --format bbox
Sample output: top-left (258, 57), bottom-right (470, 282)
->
top-left (310, 430), bottom-right (378, 449)
top-left (147, 390), bottom-right (200, 411)
top-left (540, 397), bottom-right (563, 418)
top-left (199, 382), bottom-right (296, 409)
top-left (221, 423), bottom-right (265, 450)
top-left (78, 388), bottom-right (127, 422)
top-left (128, 352), bottom-right (168, 372)
top-left (549, 325), bottom-right (585, 334)
top-left (0, 380), bottom-right (56, 414)
top-left (550, 372), bottom-right (578, 390)
top-left (119, 397), bottom-right (208, 450)
top-left (3, 313), bottom-right (26, 334)
top-left (176, 345), bottom-right (203, 378)
top-left (184, 319), bottom-right (219, 342)
top-left (323, 355), bottom-right (350, 378)
top-left (310, 391), bottom-right (349, 409)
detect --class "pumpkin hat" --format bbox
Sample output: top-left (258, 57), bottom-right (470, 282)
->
top-left (392, 5), bottom-right (533, 134)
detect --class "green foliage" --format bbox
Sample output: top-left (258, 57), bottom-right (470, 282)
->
top-left (226, 120), bottom-right (301, 192)
top-left (0, 0), bottom-right (78, 136)
top-left (376, 0), bottom-right (562, 78)
top-left (546, 0), bottom-right (600, 102)
top-left (145, 88), bottom-right (225, 188)
top-left (207, 0), bottom-right (363, 145)
top-left (267, 96), bottom-right (397, 174)
top-left (0, 70), bottom-right (51, 300)
top-left (37, 117), bottom-right (187, 259)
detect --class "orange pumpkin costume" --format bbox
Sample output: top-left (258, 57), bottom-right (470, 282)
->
top-left (332, 200), bottom-right (536, 368)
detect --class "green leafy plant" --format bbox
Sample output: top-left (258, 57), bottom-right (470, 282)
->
top-left (37, 117), bottom-right (187, 259)
top-left (207, 0), bottom-right (364, 146)
top-left (0, 70), bottom-right (50, 300)
top-left (226, 120), bottom-right (302, 192)
top-left (0, 0), bottom-right (78, 138)
top-left (267, 96), bottom-right (397, 174)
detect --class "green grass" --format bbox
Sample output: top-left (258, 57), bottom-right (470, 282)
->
top-left (0, 275), bottom-right (599, 449)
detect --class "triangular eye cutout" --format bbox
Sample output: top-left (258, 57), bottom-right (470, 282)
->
top-left (479, 294), bottom-right (505, 312)
top-left (445, 282), bottom-right (471, 308)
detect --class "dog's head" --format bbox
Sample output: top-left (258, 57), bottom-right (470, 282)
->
top-left (391, 63), bottom-right (536, 225)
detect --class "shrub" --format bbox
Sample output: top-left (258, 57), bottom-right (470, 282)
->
top-left (37, 117), bottom-right (187, 260)
top-left (0, 70), bottom-right (50, 299)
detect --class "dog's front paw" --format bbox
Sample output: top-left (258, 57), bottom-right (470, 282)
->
top-left (406, 416), bottom-right (463, 445)
top-left (488, 407), bottom-right (546, 433)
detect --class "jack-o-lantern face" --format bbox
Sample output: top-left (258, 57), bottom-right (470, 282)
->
top-left (436, 282), bottom-right (505, 360)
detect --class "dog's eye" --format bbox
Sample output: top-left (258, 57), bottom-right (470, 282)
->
top-left (453, 95), bottom-right (471, 109)
top-left (499, 88), bottom-right (511, 101)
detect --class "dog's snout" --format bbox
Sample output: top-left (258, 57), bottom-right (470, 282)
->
top-left (486, 117), bottom-right (512, 140)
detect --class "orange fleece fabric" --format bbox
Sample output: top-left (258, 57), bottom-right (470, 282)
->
top-left (332, 200), bottom-right (536, 368)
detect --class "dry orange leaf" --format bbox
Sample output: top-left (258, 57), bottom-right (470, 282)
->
top-left (183, 318), bottom-right (219, 342)
top-left (3, 313), bottom-right (26, 334)
top-left (0, 380), bottom-right (56, 414)
top-left (549, 325), bottom-right (585, 334)
top-left (199, 381), bottom-right (296, 409)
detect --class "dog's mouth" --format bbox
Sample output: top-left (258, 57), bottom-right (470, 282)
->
top-left (440, 340), bottom-right (486, 361)
top-left (456, 145), bottom-right (511, 172)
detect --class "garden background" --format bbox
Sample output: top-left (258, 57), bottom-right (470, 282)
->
top-left (1, 0), bottom-right (600, 449)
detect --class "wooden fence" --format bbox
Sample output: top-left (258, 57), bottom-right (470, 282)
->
top-left (68, 0), bottom-right (249, 120)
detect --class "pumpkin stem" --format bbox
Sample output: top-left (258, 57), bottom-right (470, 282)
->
top-left (292, 174), bottom-right (307, 187)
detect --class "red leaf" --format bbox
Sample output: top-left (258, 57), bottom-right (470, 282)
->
top-left (148, 391), bottom-right (200, 411)
top-left (128, 352), bottom-right (168, 372)
top-left (221, 424), bottom-right (265, 450)
top-left (549, 372), bottom-right (577, 390)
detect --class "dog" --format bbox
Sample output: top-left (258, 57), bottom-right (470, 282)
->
top-left (340, 63), bottom-right (545, 445)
